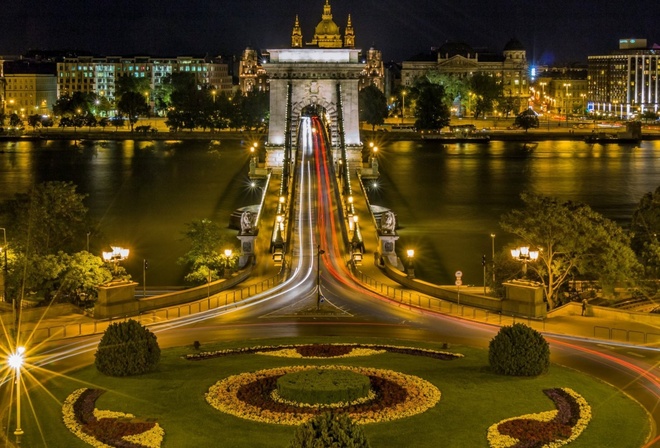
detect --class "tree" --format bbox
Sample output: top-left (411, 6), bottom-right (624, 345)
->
top-left (115, 76), bottom-right (151, 99)
top-left (27, 114), bottom-right (43, 131)
top-left (95, 320), bottom-right (161, 376)
top-left (0, 181), bottom-right (91, 257)
top-left (9, 113), bottom-right (23, 129)
top-left (640, 110), bottom-right (659, 124)
top-left (178, 219), bottom-right (235, 285)
top-left (513, 108), bottom-right (539, 132)
top-left (117, 91), bottom-right (148, 131)
top-left (500, 193), bottom-right (641, 309)
top-left (109, 115), bottom-right (125, 131)
top-left (425, 72), bottom-right (469, 115)
top-left (413, 79), bottom-right (451, 131)
top-left (58, 251), bottom-right (113, 306)
top-left (468, 73), bottom-right (501, 118)
top-left (630, 186), bottom-right (660, 277)
top-left (289, 412), bottom-right (370, 448)
top-left (241, 90), bottom-right (269, 131)
top-left (358, 85), bottom-right (388, 131)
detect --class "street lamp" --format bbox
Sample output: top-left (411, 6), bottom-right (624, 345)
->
top-left (563, 83), bottom-right (571, 127)
top-left (401, 90), bottom-right (407, 124)
top-left (490, 233), bottom-right (496, 283)
top-left (223, 249), bottom-right (233, 278)
top-left (212, 90), bottom-right (217, 103)
top-left (8, 346), bottom-right (25, 443)
top-left (406, 249), bottom-right (415, 279)
top-left (1, 227), bottom-right (7, 304)
top-left (317, 245), bottom-right (325, 309)
top-left (102, 246), bottom-right (129, 275)
top-left (510, 246), bottom-right (539, 276)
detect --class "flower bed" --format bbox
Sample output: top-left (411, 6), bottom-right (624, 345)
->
top-left (205, 365), bottom-right (441, 425)
top-left (486, 388), bottom-right (591, 448)
top-left (184, 343), bottom-right (463, 361)
top-left (62, 388), bottom-right (164, 448)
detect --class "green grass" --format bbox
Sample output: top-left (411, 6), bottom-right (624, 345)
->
top-left (18, 336), bottom-right (650, 447)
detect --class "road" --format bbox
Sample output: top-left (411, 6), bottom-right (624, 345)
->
top-left (7, 114), bottom-right (660, 447)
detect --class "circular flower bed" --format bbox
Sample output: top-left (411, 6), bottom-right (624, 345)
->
top-left (276, 369), bottom-right (372, 405)
top-left (205, 365), bottom-right (441, 425)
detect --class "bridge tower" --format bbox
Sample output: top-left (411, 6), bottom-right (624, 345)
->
top-left (264, 0), bottom-right (364, 171)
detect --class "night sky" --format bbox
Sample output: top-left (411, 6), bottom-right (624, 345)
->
top-left (1, 0), bottom-right (659, 64)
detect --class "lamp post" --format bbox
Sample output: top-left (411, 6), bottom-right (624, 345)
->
top-left (8, 346), bottom-right (25, 444)
top-left (223, 249), bottom-right (233, 278)
top-left (1, 227), bottom-right (7, 304)
top-left (490, 233), bottom-right (496, 283)
top-left (102, 246), bottom-right (129, 276)
top-left (510, 246), bottom-right (539, 277)
top-left (401, 90), bottom-right (407, 124)
top-left (212, 90), bottom-right (217, 104)
top-left (406, 249), bottom-right (415, 279)
top-left (317, 245), bottom-right (325, 309)
top-left (563, 83), bottom-right (571, 127)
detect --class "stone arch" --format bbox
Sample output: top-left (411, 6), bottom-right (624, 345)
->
top-left (290, 94), bottom-right (339, 148)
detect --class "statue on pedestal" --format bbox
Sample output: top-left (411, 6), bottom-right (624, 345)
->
top-left (381, 211), bottom-right (396, 234)
top-left (240, 211), bottom-right (254, 235)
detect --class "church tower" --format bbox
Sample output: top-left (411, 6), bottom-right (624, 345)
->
top-left (291, 15), bottom-right (303, 48)
top-left (344, 14), bottom-right (355, 48)
top-left (308, 0), bottom-right (343, 48)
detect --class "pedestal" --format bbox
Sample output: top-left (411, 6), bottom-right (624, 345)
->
top-left (378, 233), bottom-right (399, 266)
top-left (95, 281), bottom-right (139, 319)
top-left (237, 234), bottom-right (257, 268)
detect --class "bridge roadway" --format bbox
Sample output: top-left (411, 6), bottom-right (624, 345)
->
top-left (8, 115), bottom-right (660, 446)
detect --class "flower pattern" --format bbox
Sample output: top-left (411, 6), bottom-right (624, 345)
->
top-left (205, 365), bottom-right (441, 425)
top-left (486, 388), bottom-right (591, 448)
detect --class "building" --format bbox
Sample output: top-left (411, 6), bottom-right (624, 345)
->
top-left (239, 0), bottom-right (383, 94)
top-left (532, 66), bottom-right (588, 116)
top-left (56, 55), bottom-right (232, 104)
top-left (401, 39), bottom-right (530, 114)
top-left (2, 59), bottom-right (57, 116)
top-left (588, 38), bottom-right (660, 119)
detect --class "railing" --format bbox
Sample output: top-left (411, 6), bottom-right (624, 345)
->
top-left (351, 266), bottom-right (660, 346)
top-left (23, 271), bottom-right (285, 343)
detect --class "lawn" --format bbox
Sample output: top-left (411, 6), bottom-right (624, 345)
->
top-left (17, 336), bottom-right (650, 447)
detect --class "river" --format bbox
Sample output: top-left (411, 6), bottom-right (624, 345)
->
top-left (1, 138), bottom-right (659, 287)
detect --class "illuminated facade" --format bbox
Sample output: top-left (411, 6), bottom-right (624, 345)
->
top-left (239, 48), bottom-right (268, 93)
top-left (588, 38), bottom-right (660, 118)
top-left (56, 56), bottom-right (232, 102)
top-left (2, 61), bottom-right (57, 116)
top-left (402, 39), bottom-right (529, 113)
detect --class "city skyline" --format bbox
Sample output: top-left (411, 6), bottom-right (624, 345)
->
top-left (1, 0), bottom-right (659, 64)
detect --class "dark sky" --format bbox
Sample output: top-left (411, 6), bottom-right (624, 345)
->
top-left (1, 0), bottom-right (659, 65)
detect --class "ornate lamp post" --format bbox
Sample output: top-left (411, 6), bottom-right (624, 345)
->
top-left (223, 249), bottom-right (233, 278)
top-left (8, 346), bottom-right (26, 444)
top-left (406, 249), bottom-right (415, 279)
top-left (490, 233), bottom-right (496, 283)
top-left (510, 246), bottom-right (539, 276)
top-left (102, 246), bottom-right (129, 275)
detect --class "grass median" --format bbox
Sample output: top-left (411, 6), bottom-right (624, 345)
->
top-left (19, 336), bottom-right (650, 447)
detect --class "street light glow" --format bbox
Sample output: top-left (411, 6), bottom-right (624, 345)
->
top-left (8, 347), bottom-right (25, 369)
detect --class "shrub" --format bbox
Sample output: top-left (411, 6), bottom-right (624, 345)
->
top-left (488, 323), bottom-right (550, 376)
top-left (288, 412), bottom-right (370, 448)
top-left (277, 369), bottom-right (371, 405)
top-left (95, 319), bottom-right (160, 376)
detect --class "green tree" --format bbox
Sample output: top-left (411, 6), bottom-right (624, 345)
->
top-left (117, 92), bottom-right (148, 131)
top-left (630, 186), bottom-right (660, 277)
top-left (289, 412), bottom-right (370, 448)
top-left (513, 108), bottom-right (539, 132)
top-left (500, 193), bottom-right (641, 308)
top-left (413, 79), bottom-right (451, 131)
top-left (241, 90), bottom-right (269, 131)
top-left (469, 73), bottom-right (501, 118)
top-left (178, 219), bottom-right (235, 285)
top-left (27, 114), bottom-right (43, 131)
top-left (59, 251), bottom-right (113, 305)
top-left (95, 320), bottom-right (161, 376)
top-left (358, 85), bottom-right (388, 131)
top-left (425, 72), bottom-right (468, 114)
top-left (9, 113), bottom-right (23, 129)
top-left (1, 181), bottom-right (91, 257)
top-left (115, 76), bottom-right (151, 99)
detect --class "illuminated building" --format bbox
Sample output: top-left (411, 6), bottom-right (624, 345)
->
top-left (2, 60), bottom-right (57, 116)
top-left (402, 39), bottom-right (529, 114)
top-left (588, 38), bottom-right (660, 118)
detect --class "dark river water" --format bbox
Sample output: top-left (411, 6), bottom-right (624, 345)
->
top-left (2, 138), bottom-right (660, 286)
